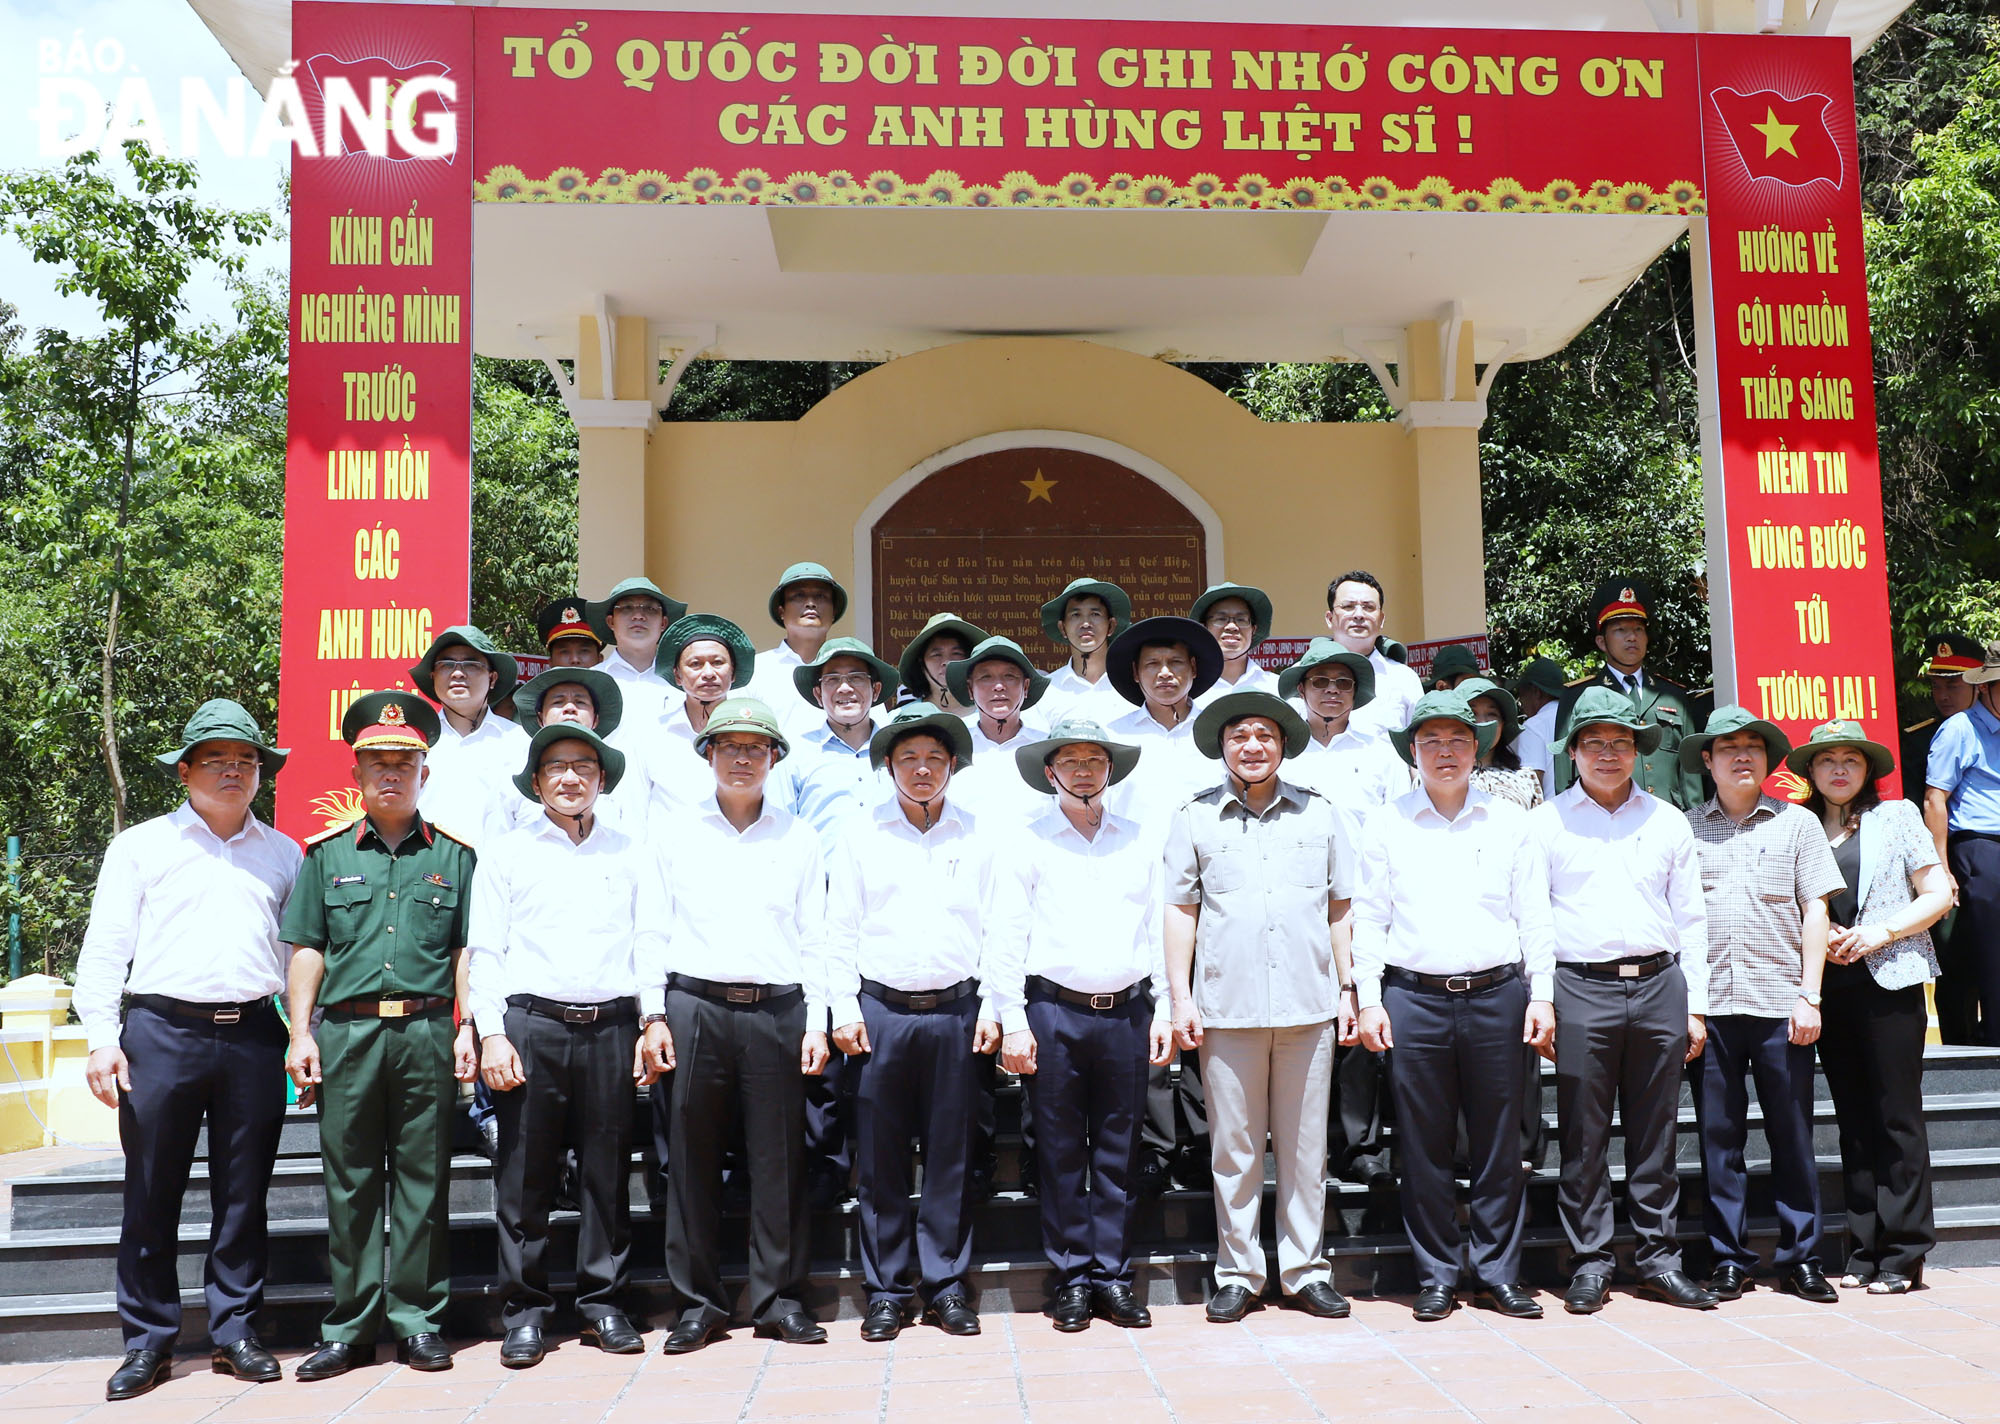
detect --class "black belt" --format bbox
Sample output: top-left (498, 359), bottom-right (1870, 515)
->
top-left (128, 994), bottom-right (275, 1026)
top-left (669, 974), bottom-right (802, 1006)
top-left (323, 994), bottom-right (453, 1020)
top-left (862, 977), bottom-right (976, 1012)
top-left (1384, 963), bottom-right (1522, 994)
top-left (505, 993), bottom-right (637, 1025)
top-left (1948, 829), bottom-right (2000, 845)
top-left (1562, 951), bottom-right (1676, 981)
top-left (1027, 974), bottom-right (1150, 1012)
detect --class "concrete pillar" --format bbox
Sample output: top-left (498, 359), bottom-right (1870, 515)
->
top-left (1401, 318), bottom-right (1488, 642)
top-left (573, 314), bottom-right (656, 596)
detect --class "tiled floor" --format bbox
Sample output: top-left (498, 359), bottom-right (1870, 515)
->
top-left (9, 1267), bottom-right (2000, 1423)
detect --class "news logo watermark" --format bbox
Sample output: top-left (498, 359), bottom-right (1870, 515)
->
top-left (30, 34), bottom-right (457, 162)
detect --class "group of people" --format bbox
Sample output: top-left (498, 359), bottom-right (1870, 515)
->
top-left (72, 560), bottom-right (1986, 1403)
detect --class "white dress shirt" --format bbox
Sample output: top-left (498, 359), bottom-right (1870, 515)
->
top-left (952, 716), bottom-right (1051, 830)
top-left (74, 803), bottom-right (303, 1052)
top-left (1192, 661), bottom-right (1279, 709)
top-left (1038, 663), bottom-right (1131, 727)
top-left (658, 795), bottom-right (831, 1027)
top-left (464, 813), bottom-right (669, 1034)
top-left (1106, 704), bottom-right (1216, 849)
top-left (744, 639), bottom-right (829, 738)
top-left (1288, 723), bottom-right (1411, 814)
top-left (1519, 702), bottom-right (1560, 801)
top-left (824, 797), bottom-right (999, 1029)
top-left (628, 702), bottom-right (721, 818)
top-left (1350, 785), bottom-right (1556, 1010)
top-left (986, 805), bottom-right (1169, 1034)
top-left (1527, 781), bottom-right (1711, 1014)
top-left (598, 647), bottom-right (678, 726)
top-left (1351, 648), bottom-right (1426, 735)
top-left (419, 709), bottom-right (530, 848)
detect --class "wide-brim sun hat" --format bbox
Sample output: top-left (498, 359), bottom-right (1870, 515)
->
top-left (1455, 676), bottom-right (1522, 747)
top-left (1678, 704), bottom-right (1795, 772)
top-left (946, 636), bottom-right (1051, 711)
top-left (1389, 690), bottom-right (1500, 767)
top-left (1193, 690), bottom-right (1309, 759)
top-left (155, 698), bottom-right (289, 779)
top-left (656, 614), bottom-right (756, 688)
top-left (767, 561), bottom-right (849, 626)
top-left (1188, 583), bottom-right (1273, 649)
top-left (793, 636), bottom-right (898, 707)
top-left (1783, 719), bottom-right (1897, 782)
top-left (1013, 717), bottom-right (1142, 793)
top-left (586, 577), bottom-right (688, 643)
top-left (868, 701), bottom-right (975, 772)
top-left (512, 722), bottom-right (626, 801)
top-left (1106, 616), bottom-right (1224, 706)
top-left (897, 614), bottom-right (989, 700)
top-left (408, 625), bottom-right (520, 709)
top-left (511, 667), bottom-right (625, 737)
top-left (1039, 577), bottom-right (1133, 646)
top-left (1276, 639), bottom-right (1377, 706)
top-left (1562, 684), bottom-right (1663, 755)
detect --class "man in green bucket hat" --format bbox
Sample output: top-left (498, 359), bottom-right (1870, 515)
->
top-left (898, 612), bottom-right (987, 714)
top-left (774, 635), bottom-right (899, 854)
top-left (647, 613), bottom-right (759, 813)
top-left (587, 577), bottom-right (687, 720)
top-left (409, 625), bottom-right (529, 848)
top-left (74, 700), bottom-right (302, 1401)
top-left (1189, 583), bottom-right (1279, 708)
top-left (745, 561), bottom-right (850, 736)
top-left (947, 636), bottom-right (1054, 830)
top-left (1426, 643), bottom-right (1482, 692)
top-left (1512, 656), bottom-right (1570, 800)
top-left (1038, 576), bottom-right (1133, 726)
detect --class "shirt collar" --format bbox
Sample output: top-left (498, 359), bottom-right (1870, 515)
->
top-left (700, 792), bottom-right (783, 836)
top-left (806, 721), bottom-right (872, 756)
top-left (872, 793), bottom-right (966, 834)
top-left (1032, 800), bottom-right (1128, 844)
top-left (1219, 776), bottom-right (1305, 818)
top-left (1559, 779), bottom-right (1644, 817)
top-left (355, 814), bottom-right (435, 852)
top-left (1697, 792), bottom-right (1784, 824)
top-left (1972, 700), bottom-right (2000, 734)
top-left (526, 808), bottom-right (616, 846)
top-left (171, 799), bottom-right (267, 846)
top-left (1404, 782), bottom-right (1491, 826)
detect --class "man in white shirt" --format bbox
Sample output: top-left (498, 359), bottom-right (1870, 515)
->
top-left (409, 626), bottom-right (529, 848)
top-left (829, 705), bottom-right (1002, 1342)
top-left (946, 636), bottom-right (1053, 831)
top-left (898, 612), bottom-right (985, 713)
top-left (1323, 571), bottom-right (1424, 735)
top-left (586, 576), bottom-right (685, 724)
top-left (1526, 684), bottom-right (1718, 1316)
top-left (1352, 691), bottom-right (1556, 1323)
top-left (511, 667), bottom-right (667, 844)
top-left (1512, 657), bottom-right (1567, 801)
top-left (76, 701), bottom-right (302, 1400)
top-left (1189, 584), bottom-right (1280, 709)
top-left (468, 723), bottom-right (667, 1368)
top-left (656, 698), bottom-right (833, 1354)
top-left (989, 718), bottom-right (1173, 1333)
top-left (775, 637), bottom-right (898, 855)
top-left (1037, 576), bottom-right (1133, 726)
top-left (640, 613), bottom-right (758, 815)
top-left (744, 562), bottom-right (847, 737)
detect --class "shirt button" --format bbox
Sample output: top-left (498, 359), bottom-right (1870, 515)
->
top-left (387, 925), bottom-right (396, 933)
top-left (389, 891), bottom-right (396, 899)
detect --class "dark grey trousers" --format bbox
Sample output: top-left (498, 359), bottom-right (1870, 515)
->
top-left (1554, 963), bottom-right (1690, 1279)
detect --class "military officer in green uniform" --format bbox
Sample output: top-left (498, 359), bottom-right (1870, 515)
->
top-left (283, 692), bottom-right (478, 1379)
top-left (1553, 578), bottom-right (1706, 808)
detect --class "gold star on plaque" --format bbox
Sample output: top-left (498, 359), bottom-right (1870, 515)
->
top-left (1753, 107), bottom-right (1799, 158)
top-left (1021, 469), bottom-right (1057, 504)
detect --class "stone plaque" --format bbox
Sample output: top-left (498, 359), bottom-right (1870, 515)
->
top-left (871, 446), bottom-right (1208, 663)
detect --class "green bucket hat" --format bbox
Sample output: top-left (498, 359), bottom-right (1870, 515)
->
top-left (512, 722), bottom-right (626, 802)
top-left (793, 636), bottom-right (898, 707)
top-left (946, 635), bottom-right (1051, 710)
top-left (586, 577), bottom-right (689, 643)
top-left (1455, 677), bottom-right (1522, 747)
top-left (1562, 684), bottom-right (1663, 755)
top-left (768, 561), bottom-right (850, 626)
top-left (691, 695), bottom-right (791, 764)
top-left (155, 698), bottom-right (289, 779)
top-left (1428, 644), bottom-right (1483, 688)
top-left (1277, 638), bottom-right (1377, 706)
top-left (868, 701), bottom-right (974, 772)
top-left (898, 613), bottom-right (989, 701)
top-left (1014, 717), bottom-right (1143, 794)
top-left (1194, 690), bottom-right (1309, 760)
top-left (656, 614), bottom-right (756, 688)
top-left (511, 667), bottom-right (624, 736)
top-left (1678, 704), bottom-right (1794, 772)
top-left (1107, 616), bottom-right (1224, 706)
top-left (1783, 719), bottom-right (1896, 781)
top-left (1389, 690), bottom-right (1500, 767)
top-left (1039, 577), bottom-right (1133, 646)
top-left (340, 690), bottom-right (439, 753)
top-left (1188, 583), bottom-right (1273, 649)
top-left (408, 626), bottom-right (520, 708)
top-left (1513, 656), bottom-right (1568, 701)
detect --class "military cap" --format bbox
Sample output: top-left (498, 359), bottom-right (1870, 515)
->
top-left (692, 696), bottom-right (790, 763)
top-left (1926, 631), bottom-right (1986, 677)
top-left (341, 691), bottom-right (439, 752)
top-left (1590, 576), bottom-right (1655, 628)
top-left (536, 596), bottom-right (603, 650)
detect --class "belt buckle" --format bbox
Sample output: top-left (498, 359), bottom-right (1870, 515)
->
top-left (1088, 993), bottom-right (1117, 1010)
top-left (1618, 963), bottom-right (1641, 978)
top-left (724, 986), bottom-right (758, 1005)
top-left (1445, 974), bottom-right (1475, 993)
top-left (906, 993), bottom-right (939, 1011)
top-left (212, 1007), bottom-right (241, 1025)
top-left (562, 1004), bottom-right (598, 1024)
top-left (379, 999), bottom-right (408, 1018)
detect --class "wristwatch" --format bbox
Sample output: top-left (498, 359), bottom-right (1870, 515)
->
top-left (1798, 991), bottom-right (1823, 1007)
top-left (641, 1013), bottom-right (668, 1027)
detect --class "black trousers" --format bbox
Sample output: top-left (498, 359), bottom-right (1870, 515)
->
top-left (1695, 1014), bottom-right (1822, 1272)
top-left (1140, 1048), bottom-right (1207, 1184)
top-left (1820, 973), bottom-right (1936, 1276)
top-left (1025, 992), bottom-right (1152, 1289)
top-left (1948, 833), bottom-right (2000, 1045)
top-left (852, 993), bottom-right (979, 1305)
top-left (1554, 963), bottom-right (1690, 1278)
top-left (805, 1048), bottom-right (853, 1191)
top-left (1332, 1044), bottom-right (1392, 1182)
top-left (115, 1002), bottom-right (286, 1351)
top-left (492, 1004), bottom-right (634, 1330)
top-left (665, 987), bottom-right (810, 1327)
top-left (1385, 974), bottom-right (1531, 1289)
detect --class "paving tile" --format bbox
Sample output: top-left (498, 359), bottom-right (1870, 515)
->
top-left (1571, 1367), bottom-right (1731, 1403)
top-left (601, 1394), bottom-right (748, 1424)
top-left (1295, 1376), bottom-right (1458, 1414)
top-left (1755, 1387), bottom-right (1940, 1424)
top-left (881, 1405), bottom-right (1027, 1424)
top-left (881, 1379), bottom-right (1012, 1410)
top-left (1010, 1401), bottom-right (1173, 1424)
top-left (1438, 1374), bottom-right (1598, 1411)
top-left (1153, 1389), bottom-right (1319, 1423)
top-left (1023, 1368), bottom-right (1155, 1403)
top-left (1895, 1383), bottom-right (2000, 1420)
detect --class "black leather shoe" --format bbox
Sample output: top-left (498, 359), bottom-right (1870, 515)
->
top-left (1636, 1271), bottom-right (1719, 1310)
top-left (1706, 1264), bottom-right (1751, 1301)
top-left (1051, 1284), bottom-right (1092, 1332)
top-left (106, 1349), bottom-right (171, 1401)
top-left (1093, 1282), bottom-right (1151, 1328)
top-left (499, 1326), bottom-right (545, 1368)
top-left (1779, 1264), bottom-right (1839, 1304)
top-left (212, 1335), bottom-right (281, 1382)
top-left (1206, 1285), bottom-right (1255, 1323)
top-left (1475, 1284), bottom-right (1543, 1319)
top-left (1412, 1285), bottom-right (1457, 1322)
top-left (923, 1295), bottom-right (981, 1336)
top-left (1293, 1282), bottom-right (1352, 1319)
top-left (295, 1341), bottom-right (374, 1381)
top-left (662, 1316), bottom-right (724, 1355)
top-left (582, 1313), bottom-right (645, 1354)
top-left (861, 1300), bottom-right (906, 1342)
top-left (396, 1334), bottom-right (451, 1371)
top-left (755, 1311), bottom-right (828, 1345)
top-left (1563, 1275), bottom-right (1609, 1315)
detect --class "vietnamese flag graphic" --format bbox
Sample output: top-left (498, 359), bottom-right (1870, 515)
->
top-left (299, 52), bottom-right (457, 162)
top-left (1709, 88), bottom-right (1844, 189)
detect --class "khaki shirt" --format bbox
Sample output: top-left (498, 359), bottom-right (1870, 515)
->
top-left (1164, 778), bottom-right (1356, 1029)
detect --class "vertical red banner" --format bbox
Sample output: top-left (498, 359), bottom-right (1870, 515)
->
top-left (278, 3), bottom-right (476, 838)
top-left (1696, 33), bottom-right (1898, 794)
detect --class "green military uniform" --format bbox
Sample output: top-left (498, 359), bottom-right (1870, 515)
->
top-left (280, 693), bottom-right (475, 1347)
top-left (1552, 578), bottom-right (1708, 808)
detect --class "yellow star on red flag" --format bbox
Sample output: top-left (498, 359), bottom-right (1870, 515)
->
top-left (1752, 107), bottom-right (1799, 157)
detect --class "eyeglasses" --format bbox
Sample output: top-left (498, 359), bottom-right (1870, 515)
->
top-left (1577, 738), bottom-right (1638, 757)
top-left (435, 659), bottom-right (491, 676)
top-left (1302, 675), bottom-right (1357, 694)
top-left (610, 599), bottom-right (663, 618)
top-left (711, 741), bottom-right (773, 762)
top-left (193, 754), bottom-right (258, 773)
top-left (1413, 735), bottom-right (1476, 754)
top-left (1205, 611), bottom-right (1253, 629)
top-left (539, 758), bottom-right (600, 779)
top-left (1051, 754), bottom-right (1111, 773)
top-left (817, 672), bottom-right (876, 690)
